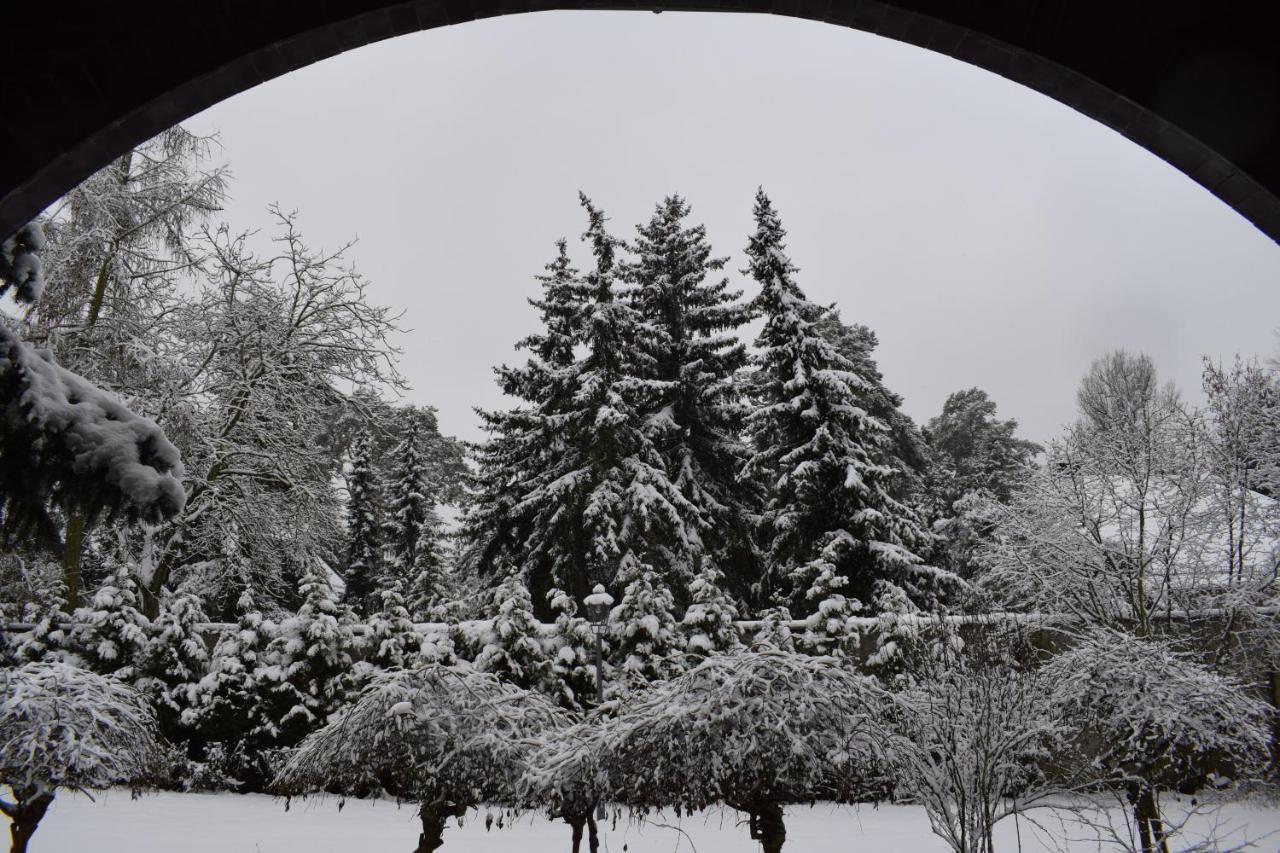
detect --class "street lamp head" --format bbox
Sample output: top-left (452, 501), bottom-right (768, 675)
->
top-left (584, 583), bottom-right (614, 626)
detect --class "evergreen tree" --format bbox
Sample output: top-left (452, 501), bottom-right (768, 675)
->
top-left (473, 573), bottom-right (555, 694)
top-left (751, 605), bottom-right (796, 652)
top-left (744, 190), bottom-right (955, 616)
top-left (258, 564), bottom-right (355, 748)
top-left (139, 591), bottom-right (210, 739)
top-left (186, 590), bottom-right (273, 788)
top-left (10, 582), bottom-right (74, 664)
top-left (547, 587), bottom-right (607, 710)
top-left (71, 562), bottom-right (151, 681)
top-left (344, 429), bottom-right (383, 616)
top-left (382, 408), bottom-right (443, 587)
top-left (816, 309), bottom-right (931, 498)
top-left (462, 240), bottom-right (587, 607)
top-left (680, 565), bottom-right (741, 657)
top-left (361, 581), bottom-right (422, 671)
top-left (624, 194), bottom-right (758, 599)
top-left (608, 557), bottom-right (684, 682)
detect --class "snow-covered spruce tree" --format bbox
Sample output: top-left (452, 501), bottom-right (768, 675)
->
top-left (624, 194), bottom-right (758, 600)
top-left (273, 664), bottom-right (572, 853)
top-left (751, 605), bottom-right (796, 651)
top-left (547, 588), bottom-right (607, 710)
top-left (8, 582), bottom-right (74, 664)
top-left (344, 428), bottom-right (384, 617)
top-left (1046, 629), bottom-right (1273, 853)
top-left (744, 190), bottom-right (955, 617)
top-left (593, 650), bottom-right (884, 853)
top-left (184, 590), bottom-right (272, 787)
top-left (815, 309), bottom-right (932, 499)
top-left (257, 564), bottom-right (356, 749)
top-left (383, 407), bottom-right (445, 592)
top-left (462, 238), bottom-right (587, 606)
top-left (0, 661), bottom-right (171, 853)
top-left (70, 561), bottom-right (151, 681)
top-left (875, 626), bottom-right (1067, 853)
top-left (138, 590), bottom-right (210, 740)
top-left (361, 581), bottom-right (423, 671)
top-left (680, 564), bottom-right (741, 657)
top-left (608, 558), bottom-right (684, 682)
top-left (473, 573), bottom-right (555, 694)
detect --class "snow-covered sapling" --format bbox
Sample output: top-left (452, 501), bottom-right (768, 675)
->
top-left (1046, 629), bottom-right (1273, 853)
top-left (874, 626), bottom-right (1066, 853)
top-left (592, 650), bottom-right (883, 853)
top-left (273, 664), bottom-right (571, 853)
top-left (521, 716), bottom-right (609, 853)
top-left (0, 661), bottom-right (170, 853)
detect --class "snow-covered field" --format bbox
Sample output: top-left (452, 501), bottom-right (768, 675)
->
top-left (28, 790), bottom-right (1280, 852)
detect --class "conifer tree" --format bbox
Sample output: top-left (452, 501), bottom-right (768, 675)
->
top-left (473, 573), bottom-right (555, 694)
top-left (383, 408), bottom-right (442, 587)
top-left (186, 590), bottom-right (272, 787)
top-left (680, 565), bottom-right (741, 657)
top-left (744, 190), bottom-right (955, 616)
top-left (608, 557), bottom-right (684, 682)
top-left (344, 429), bottom-right (383, 616)
top-left (258, 564), bottom-right (355, 747)
top-left (362, 581), bottom-right (422, 670)
top-left (751, 605), bottom-right (796, 652)
top-left (71, 562), bottom-right (151, 681)
top-left (139, 591), bottom-right (210, 739)
top-left (463, 240), bottom-right (586, 606)
top-left (625, 195), bottom-right (759, 599)
top-left (547, 587), bottom-right (606, 710)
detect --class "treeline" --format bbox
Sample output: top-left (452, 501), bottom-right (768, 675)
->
top-left (455, 190), bottom-right (1043, 622)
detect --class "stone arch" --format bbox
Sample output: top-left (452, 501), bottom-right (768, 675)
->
top-left (4, 2), bottom-right (1280, 241)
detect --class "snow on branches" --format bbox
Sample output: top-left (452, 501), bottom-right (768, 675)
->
top-left (0, 322), bottom-right (184, 544)
top-left (274, 663), bottom-right (571, 853)
top-left (587, 650), bottom-right (883, 853)
top-left (0, 661), bottom-right (170, 851)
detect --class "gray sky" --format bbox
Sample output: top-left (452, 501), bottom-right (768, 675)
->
top-left (186, 10), bottom-right (1280, 447)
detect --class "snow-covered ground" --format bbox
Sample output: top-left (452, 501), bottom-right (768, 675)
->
top-left (26, 790), bottom-right (1280, 852)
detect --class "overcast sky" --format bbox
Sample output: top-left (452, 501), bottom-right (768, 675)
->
top-left (186, 11), bottom-right (1280, 446)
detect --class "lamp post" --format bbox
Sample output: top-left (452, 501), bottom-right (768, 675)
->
top-left (583, 584), bottom-right (613, 705)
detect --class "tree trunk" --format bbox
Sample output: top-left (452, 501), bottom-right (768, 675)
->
top-left (747, 803), bottom-right (786, 853)
top-left (566, 814), bottom-right (584, 853)
top-left (586, 811), bottom-right (600, 853)
top-left (61, 512), bottom-right (86, 611)
top-left (6, 791), bottom-right (53, 853)
top-left (1131, 784), bottom-right (1170, 853)
top-left (415, 802), bottom-right (464, 853)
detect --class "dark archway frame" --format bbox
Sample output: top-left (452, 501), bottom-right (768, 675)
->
top-left (4, 1), bottom-right (1280, 242)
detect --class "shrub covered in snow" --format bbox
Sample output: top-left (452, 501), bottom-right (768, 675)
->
top-left (589, 650), bottom-right (884, 853)
top-left (0, 660), bottom-right (170, 852)
top-left (608, 562), bottom-right (684, 681)
top-left (680, 565), bottom-right (740, 657)
top-left (1045, 629), bottom-right (1273, 853)
top-left (875, 628), bottom-right (1066, 853)
top-left (70, 561), bottom-right (151, 680)
top-left (274, 663), bottom-right (571, 853)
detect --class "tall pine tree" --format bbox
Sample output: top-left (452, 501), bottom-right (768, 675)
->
top-left (744, 190), bottom-right (955, 615)
top-left (624, 195), bottom-right (759, 600)
top-left (344, 428), bottom-right (383, 616)
top-left (462, 240), bottom-right (587, 608)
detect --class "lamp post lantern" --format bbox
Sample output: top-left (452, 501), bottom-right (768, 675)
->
top-left (583, 584), bottom-right (613, 705)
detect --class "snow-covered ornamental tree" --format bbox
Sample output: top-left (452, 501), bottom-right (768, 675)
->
top-left (1046, 630), bottom-right (1272, 853)
top-left (875, 626), bottom-right (1068, 853)
top-left (0, 661), bottom-right (170, 853)
top-left (590, 650), bottom-right (883, 853)
top-left (273, 664), bottom-right (571, 853)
